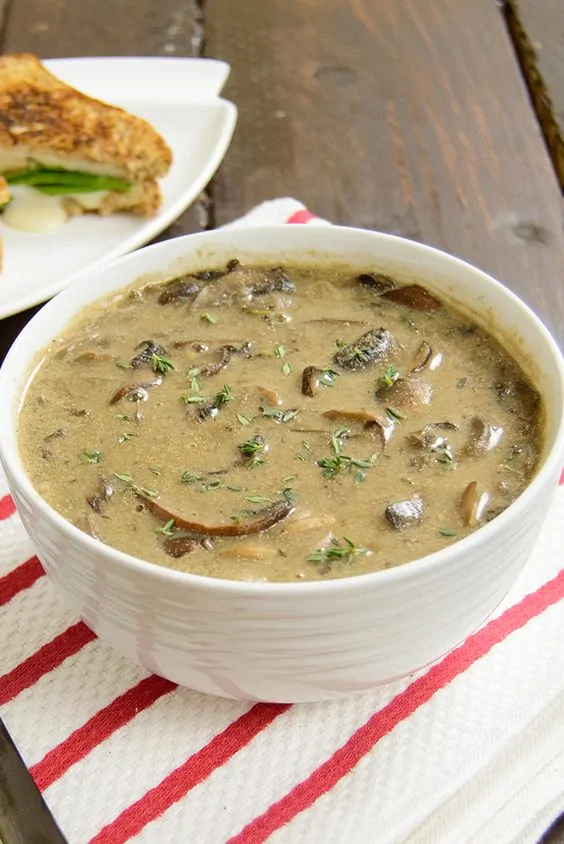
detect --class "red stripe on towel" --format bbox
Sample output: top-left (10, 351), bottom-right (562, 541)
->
top-left (0, 622), bottom-right (96, 705)
top-left (286, 209), bottom-right (316, 224)
top-left (31, 675), bottom-right (176, 790)
top-left (229, 569), bottom-right (564, 843)
top-left (89, 703), bottom-right (290, 844)
top-left (0, 494), bottom-right (16, 521)
top-left (0, 556), bottom-right (44, 606)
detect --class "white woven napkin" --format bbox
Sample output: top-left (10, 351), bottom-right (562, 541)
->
top-left (1, 199), bottom-right (563, 844)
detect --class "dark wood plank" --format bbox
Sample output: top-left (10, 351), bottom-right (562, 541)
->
top-left (2, 0), bottom-right (202, 58)
top-left (205, 0), bottom-right (564, 345)
top-left (505, 0), bottom-right (564, 189)
top-left (0, 0), bottom-right (206, 362)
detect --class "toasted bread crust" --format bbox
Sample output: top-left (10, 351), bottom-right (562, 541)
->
top-left (0, 54), bottom-right (172, 182)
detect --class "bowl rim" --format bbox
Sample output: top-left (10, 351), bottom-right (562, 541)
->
top-left (2, 223), bottom-right (564, 596)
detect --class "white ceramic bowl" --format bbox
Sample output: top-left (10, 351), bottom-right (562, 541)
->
top-left (1, 226), bottom-right (563, 703)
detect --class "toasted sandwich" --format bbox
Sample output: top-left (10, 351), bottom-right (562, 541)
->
top-left (0, 53), bottom-right (172, 218)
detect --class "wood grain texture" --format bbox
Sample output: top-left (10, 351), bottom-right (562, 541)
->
top-left (0, 0), bottom-right (206, 360)
top-left (505, 0), bottom-right (564, 188)
top-left (2, 0), bottom-right (202, 58)
top-left (205, 0), bottom-right (564, 343)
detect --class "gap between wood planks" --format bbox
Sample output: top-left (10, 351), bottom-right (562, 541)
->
top-left (503, 0), bottom-right (564, 191)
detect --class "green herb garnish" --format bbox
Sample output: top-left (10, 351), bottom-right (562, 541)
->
top-left (80, 450), bottom-right (102, 464)
top-left (200, 312), bottom-right (217, 324)
top-left (331, 427), bottom-right (350, 455)
top-left (386, 405), bottom-right (405, 422)
top-left (118, 432), bottom-right (136, 444)
top-left (282, 360), bottom-right (293, 376)
top-left (274, 345), bottom-right (286, 359)
top-left (114, 472), bottom-right (158, 498)
top-left (237, 413), bottom-right (251, 426)
top-left (213, 384), bottom-right (233, 407)
top-left (155, 519), bottom-right (175, 537)
top-left (151, 353), bottom-right (175, 374)
top-left (262, 407), bottom-right (299, 423)
top-left (439, 528), bottom-right (457, 537)
top-left (307, 537), bottom-right (370, 564)
top-left (319, 369), bottom-right (339, 387)
top-left (115, 413), bottom-right (134, 421)
top-left (379, 365), bottom-right (400, 388)
top-left (281, 487), bottom-right (297, 503)
top-left (457, 377), bottom-right (467, 389)
top-left (182, 394), bottom-right (207, 404)
top-left (246, 494), bottom-right (272, 504)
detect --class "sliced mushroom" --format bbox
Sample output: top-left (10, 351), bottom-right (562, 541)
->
top-left (381, 284), bottom-right (442, 311)
top-left (163, 536), bottom-right (206, 558)
top-left (86, 477), bottom-right (115, 514)
top-left (357, 272), bottom-right (396, 292)
top-left (333, 328), bottom-right (397, 371)
top-left (250, 267), bottom-right (295, 295)
top-left (461, 417), bottom-right (504, 457)
top-left (138, 495), bottom-right (295, 537)
top-left (109, 376), bottom-right (163, 405)
top-left (375, 378), bottom-right (432, 409)
top-left (385, 495), bottom-right (424, 529)
top-left (257, 386), bottom-right (283, 406)
top-left (459, 481), bottom-right (491, 525)
top-left (157, 278), bottom-right (200, 305)
top-left (301, 366), bottom-right (321, 397)
top-left (192, 258), bottom-right (240, 281)
top-left (411, 341), bottom-right (433, 373)
top-left (408, 421), bottom-right (458, 450)
top-left (323, 409), bottom-right (395, 447)
top-left (130, 340), bottom-right (167, 368)
top-left (74, 352), bottom-right (115, 364)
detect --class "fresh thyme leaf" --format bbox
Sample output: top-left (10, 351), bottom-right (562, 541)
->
top-left (202, 479), bottom-right (222, 491)
top-left (307, 536), bottom-right (370, 564)
top-left (283, 475), bottom-right (296, 482)
top-left (316, 455), bottom-right (348, 478)
top-left (182, 394), bottom-right (206, 404)
top-left (148, 467), bottom-right (161, 476)
top-left (386, 405), bottom-right (405, 422)
top-left (281, 487), bottom-right (296, 503)
top-left (190, 375), bottom-right (202, 392)
top-left (274, 345), bottom-right (286, 359)
top-left (114, 472), bottom-right (158, 497)
top-left (180, 472), bottom-right (200, 484)
top-left (335, 338), bottom-right (346, 348)
top-left (319, 369), bottom-right (339, 387)
top-left (227, 484), bottom-right (244, 492)
top-left (239, 437), bottom-right (264, 455)
top-left (155, 519), bottom-right (175, 537)
top-left (117, 432), bottom-right (136, 444)
top-left (213, 384), bottom-right (233, 406)
top-left (200, 312), bottom-right (217, 324)
top-left (457, 377), bottom-right (467, 389)
top-left (331, 427), bottom-right (350, 455)
top-left (439, 527), bottom-right (457, 537)
top-left (246, 494), bottom-right (272, 504)
top-left (237, 413), bottom-right (251, 426)
top-left (379, 364), bottom-right (400, 388)
top-left (354, 471), bottom-right (366, 484)
top-left (282, 360), bottom-right (293, 376)
top-left (115, 413), bottom-right (134, 422)
top-left (80, 450), bottom-right (102, 464)
top-left (151, 353), bottom-right (175, 374)
top-left (262, 407), bottom-right (299, 423)
top-left (302, 440), bottom-right (311, 451)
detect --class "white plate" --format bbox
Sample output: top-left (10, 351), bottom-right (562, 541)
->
top-left (0, 57), bottom-right (237, 319)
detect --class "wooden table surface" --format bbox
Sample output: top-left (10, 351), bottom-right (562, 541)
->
top-left (0, 0), bottom-right (563, 839)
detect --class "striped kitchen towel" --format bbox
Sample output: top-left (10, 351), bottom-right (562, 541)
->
top-left (1, 199), bottom-right (564, 844)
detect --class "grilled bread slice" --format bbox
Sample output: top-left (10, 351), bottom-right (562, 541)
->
top-left (0, 53), bottom-right (172, 217)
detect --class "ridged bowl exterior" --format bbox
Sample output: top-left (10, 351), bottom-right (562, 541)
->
top-left (2, 226), bottom-right (563, 702)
